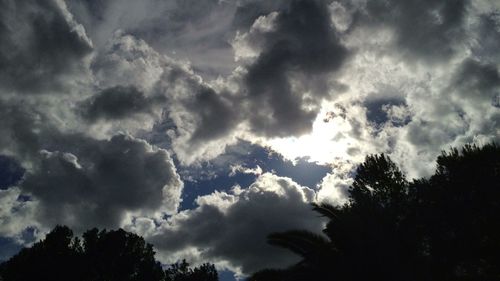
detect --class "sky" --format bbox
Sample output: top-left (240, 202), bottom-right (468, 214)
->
top-left (0, 0), bottom-right (499, 279)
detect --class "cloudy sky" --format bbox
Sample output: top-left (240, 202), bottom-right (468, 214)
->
top-left (0, 0), bottom-right (499, 279)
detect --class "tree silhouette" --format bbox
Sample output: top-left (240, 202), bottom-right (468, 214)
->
top-left (0, 226), bottom-right (83, 281)
top-left (250, 143), bottom-right (500, 281)
top-left (165, 259), bottom-right (218, 281)
top-left (80, 228), bottom-right (165, 281)
top-left (0, 226), bottom-right (219, 281)
top-left (413, 144), bottom-right (500, 280)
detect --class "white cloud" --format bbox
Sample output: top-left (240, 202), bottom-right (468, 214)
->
top-left (150, 173), bottom-right (323, 276)
top-left (0, 187), bottom-right (38, 243)
top-left (228, 164), bottom-right (262, 176)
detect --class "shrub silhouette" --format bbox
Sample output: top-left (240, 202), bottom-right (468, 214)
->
top-left (0, 226), bottom-right (218, 281)
top-left (250, 143), bottom-right (500, 281)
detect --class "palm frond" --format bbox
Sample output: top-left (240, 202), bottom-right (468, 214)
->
top-left (248, 268), bottom-right (287, 281)
top-left (267, 230), bottom-right (332, 258)
top-left (311, 203), bottom-right (340, 219)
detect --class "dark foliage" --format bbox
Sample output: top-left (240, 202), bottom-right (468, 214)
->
top-left (250, 143), bottom-right (500, 281)
top-left (165, 259), bottom-right (218, 281)
top-left (0, 226), bottom-right (218, 281)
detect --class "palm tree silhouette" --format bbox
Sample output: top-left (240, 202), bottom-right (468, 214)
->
top-left (250, 144), bottom-right (500, 281)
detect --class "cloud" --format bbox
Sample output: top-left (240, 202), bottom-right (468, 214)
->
top-left (363, 96), bottom-right (408, 128)
top-left (229, 164), bottom-right (262, 177)
top-left (20, 134), bottom-right (182, 232)
top-left (0, 187), bottom-right (38, 241)
top-left (0, 0), bottom-right (499, 276)
top-left (68, 1), bottom-right (354, 164)
top-left (0, 99), bottom-right (58, 160)
top-left (0, 0), bottom-right (92, 94)
top-left (152, 57), bottom-right (242, 164)
top-left (68, 0), bottom-right (237, 77)
top-left (471, 11), bottom-right (500, 63)
top-left (183, 88), bottom-right (240, 145)
top-left (88, 30), bottom-right (240, 164)
top-left (355, 0), bottom-right (469, 62)
top-left (91, 31), bottom-right (165, 91)
top-left (316, 162), bottom-right (354, 206)
top-left (231, 0), bottom-right (286, 31)
top-left (80, 85), bottom-right (165, 122)
top-left (0, 85), bottom-right (182, 238)
top-left (150, 173), bottom-right (323, 276)
top-left (236, 0), bottom-right (349, 137)
top-left (450, 58), bottom-right (500, 102)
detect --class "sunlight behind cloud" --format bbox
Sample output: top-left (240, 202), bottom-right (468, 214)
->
top-left (266, 103), bottom-right (356, 164)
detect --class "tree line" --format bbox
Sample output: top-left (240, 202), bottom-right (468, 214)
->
top-left (1, 143), bottom-right (498, 280)
top-left (250, 143), bottom-right (500, 280)
top-left (0, 226), bottom-right (217, 281)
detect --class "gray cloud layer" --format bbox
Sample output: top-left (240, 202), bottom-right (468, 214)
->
top-left (80, 86), bottom-right (166, 122)
top-left (0, 0), bottom-right (92, 94)
top-left (357, 0), bottom-right (469, 62)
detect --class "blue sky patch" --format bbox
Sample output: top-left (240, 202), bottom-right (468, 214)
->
top-left (178, 141), bottom-right (331, 210)
top-left (0, 155), bottom-right (24, 190)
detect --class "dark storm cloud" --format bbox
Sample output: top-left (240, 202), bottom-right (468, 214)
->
top-left (21, 134), bottom-right (182, 231)
top-left (0, 99), bottom-right (182, 232)
top-left (156, 62), bottom-right (240, 149)
top-left (152, 173), bottom-right (323, 275)
top-left (0, 100), bottom-right (55, 160)
top-left (66, 0), bottom-right (109, 22)
top-left (241, 0), bottom-right (349, 137)
top-left (451, 59), bottom-right (500, 100)
top-left (0, 0), bottom-right (92, 94)
top-left (80, 86), bottom-right (166, 122)
top-left (472, 12), bottom-right (500, 62)
top-left (186, 88), bottom-right (239, 144)
top-left (232, 0), bottom-right (287, 31)
top-left (138, 0), bottom-right (221, 35)
top-left (355, 0), bottom-right (469, 62)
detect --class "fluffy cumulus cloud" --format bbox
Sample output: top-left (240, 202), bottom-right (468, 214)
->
top-left (0, 0), bottom-right (184, 238)
top-left (21, 134), bottom-right (182, 231)
top-left (0, 0), bottom-right (499, 278)
top-left (150, 173), bottom-right (323, 276)
top-left (91, 31), bottom-right (165, 91)
top-left (0, 98), bottom-right (183, 233)
top-left (154, 63), bottom-right (242, 164)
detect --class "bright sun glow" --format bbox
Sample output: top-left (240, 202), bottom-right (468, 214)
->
top-left (266, 104), bottom-right (357, 164)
